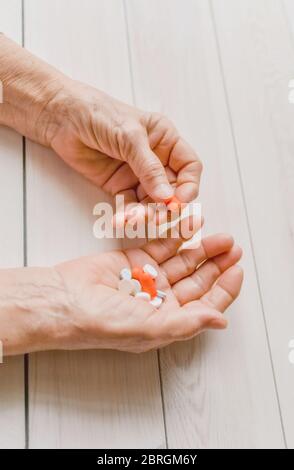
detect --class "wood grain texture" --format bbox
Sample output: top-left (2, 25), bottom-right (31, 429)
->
top-left (212, 0), bottom-right (294, 447)
top-left (126, 0), bottom-right (285, 448)
top-left (0, 0), bottom-right (25, 449)
top-left (24, 0), bottom-right (165, 448)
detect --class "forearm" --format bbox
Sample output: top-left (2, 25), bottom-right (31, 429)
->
top-left (0, 33), bottom-right (70, 146)
top-left (0, 267), bottom-right (68, 356)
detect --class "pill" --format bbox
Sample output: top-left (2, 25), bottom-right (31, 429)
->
top-left (132, 267), bottom-right (157, 298)
top-left (167, 195), bottom-right (181, 212)
top-left (163, 196), bottom-right (173, 205)
top-left (118, 279), bottom-right (134, 295)
top-left (143, 263), bottom-right (158, 279)
top-left (156, 289), bottom-right (167, 299)
top-left (132, 266), bottom-right (145, 280)
top-left (135, 292), bottom-right (151, 301)
top-left (131, 278), bottom-right (142, 294)
top-left (150, 296), bottom-right (163, 308)
top-left (139, 273), bottom-right (157, 298)
top-left (119, 268), bottom-right (132, 280)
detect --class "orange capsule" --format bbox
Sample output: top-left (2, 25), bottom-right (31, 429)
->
top-left (132, 267), bottom-right (157, 298)
top-left (132, 266), bottom-right (144, 280)
top-left (163, 196), bottom-right (173, 205)
top-left (140, 273), bottom-right (157, 299)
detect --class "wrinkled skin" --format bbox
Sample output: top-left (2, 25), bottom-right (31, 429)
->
top-left (54, 226), bottom-right (243, 353)
top-left (48, 82), bottom-right (202, 220)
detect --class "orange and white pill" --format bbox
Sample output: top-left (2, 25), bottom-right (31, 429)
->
top-left (139, 273), bottom-right (157, 298)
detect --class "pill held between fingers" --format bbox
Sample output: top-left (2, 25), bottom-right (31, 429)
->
top-left (119, 268), bottom-right (132, 280)
top-left (131, 278), bottom-right (142, 294)
top-left (156, 289), bottom-right (167, 299)
top-left (150, 296), bottom-right (163, 308)
top-left (163, 196), bottom-right (173, 205)
top-left (118, 279), bottom-right (134, 295)
top-left (143, 263), bottom-right (158, 279)
top-left (167, 196), bottom-right (181, 212)
top-left (135, 292), bottom-right (151, 301)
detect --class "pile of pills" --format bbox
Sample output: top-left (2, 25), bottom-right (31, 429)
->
top-left (117, 196), bottom-right (181, 308)
top-left (118, 264), bottom-right (167, 308)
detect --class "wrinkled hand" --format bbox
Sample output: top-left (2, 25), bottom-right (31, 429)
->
top-left (47, 81), bottom-right (202, 217)
top-left (53, 224), bottom-right (242, 353)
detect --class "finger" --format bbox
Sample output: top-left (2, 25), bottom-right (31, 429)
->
top-left (142, 214), bottom-right (202, 264)
top-left (173, 245), bottom-right (242, 305)
top-left (169, 138), bottom-right (203, 202)
top-left (114, 194), bottom-right (164, 230)
top-left (136, 167), bottom-right (177, 202)
top-left (59, 145), bottom-right (129, 190)
top-left (161, 233), bottom-right (234, 284)
top-left (177, 305), bottom-right (228, 336)
top-left (112, 189), bottom-right (139, 228)
top-left (150, 304), bottom-right (227, 346)
top-left (146, 115), bottom-right (202, 202)
top-left (200, 265), bottom-right (244, 312)
top-left (102, 161), bottom-right (138, 195)
top-left (128, 133), bottom-right (174, 202)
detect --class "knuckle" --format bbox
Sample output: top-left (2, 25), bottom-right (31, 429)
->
top-left (191, 272), bottom-right (207, 293)
top-left (148, 111), bottom-right (164, 123)
top-left (154, 112), bottom-right (171, 125)
top-left (147, 112), bottom-right (174, 130)
top-left (180, 252), bottom-right (196, 276)
top-left (120, 122), bottom-right (142, 142)
top-left (114, 121), bottom-right (143, 158)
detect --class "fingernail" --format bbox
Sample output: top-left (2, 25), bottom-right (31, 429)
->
top-left (153, 184), bottom-right (174, 201)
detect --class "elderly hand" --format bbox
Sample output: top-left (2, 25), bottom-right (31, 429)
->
top-left (47, 81), bottom-right (202, 217)
top-left (0, 35), bottom-right (202, 218)
top-left (54, 231), bottom-right (242, 353)
top-left (0, 219), bottom-right (242, 355)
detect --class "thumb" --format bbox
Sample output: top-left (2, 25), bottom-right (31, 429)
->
top-left (128, 135), bottom-right (174, 201)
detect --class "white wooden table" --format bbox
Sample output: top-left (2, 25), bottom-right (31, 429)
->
top-left (0, 0), bottom-right (294, 448)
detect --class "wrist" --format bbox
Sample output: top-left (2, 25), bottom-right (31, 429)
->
top-left (0, 266), bottom-right (70, 355)
top-left (0, 34), bottom-right (70, 146)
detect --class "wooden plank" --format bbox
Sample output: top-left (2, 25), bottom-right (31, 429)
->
top-left (212, 0), bottom-right (294, 447)
top-left (24, 0), bottom-right (165, 448)
top-left (126, 0), bottom-right (285, 448)
top-left (0, 0), bottom-right (25, 449)
top-left (283, 0), bottom-right (294, 33)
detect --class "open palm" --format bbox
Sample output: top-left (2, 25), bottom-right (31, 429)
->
top-left (55, 225), bottom-right (243, 353)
